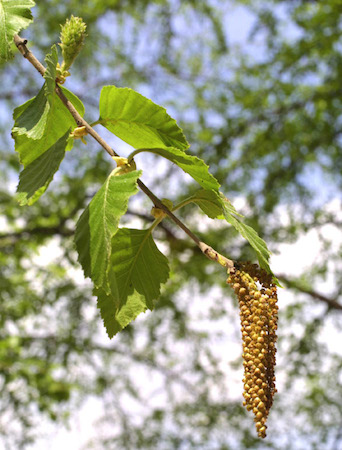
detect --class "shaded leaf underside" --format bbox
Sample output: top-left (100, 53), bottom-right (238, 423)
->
top-left (16, 128), bottom-right (71, 205)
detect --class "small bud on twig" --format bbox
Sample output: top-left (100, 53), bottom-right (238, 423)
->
top-left (59, 15), bottom-right (87, 72)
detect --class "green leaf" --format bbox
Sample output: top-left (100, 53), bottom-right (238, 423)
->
top-left (223, 212), bottom-right (273, 275)
top-left (191, 189), bottom-right (274, 276)
top-left (12, 86), bottom-right (85, 167)
top-left (220, 197), bottom-right (273, 276)
top-left (44, 44), bottom-right (58, 102)
top-left (96, 288), bottom-right (149, 339)
top-left (16, 129), bottom-right (70, 205)
top-left (218, 192), bottom-right (244, 218)
top-left (133, 147), bottom-right (220, 191)
top-left (12, 84), bottom-right (50, 140)
top-left (99, 86), bottom-right (189, 151)
top-left (75, 170), bottom-right (142, 292)
top-left (94, 228), bottom-right (170, 338)
top-left (0, 0), bottom-right (35, 62)
top-left (189, 189), bottom-right (226, 219)
top-left (13, 45), bottom-right (58, 138)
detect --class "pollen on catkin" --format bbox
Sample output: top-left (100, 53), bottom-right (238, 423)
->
top-left (227, 262), bottom-right (278, 439)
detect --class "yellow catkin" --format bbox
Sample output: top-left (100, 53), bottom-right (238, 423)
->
top-left (227, 262), bottom-right (278, 438)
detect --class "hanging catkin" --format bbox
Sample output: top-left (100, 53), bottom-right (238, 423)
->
top-left (227, 262), bottom-right (278, 438)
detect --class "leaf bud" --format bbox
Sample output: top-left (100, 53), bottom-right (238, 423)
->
top-left (59, 15), bottom-right (87, 71)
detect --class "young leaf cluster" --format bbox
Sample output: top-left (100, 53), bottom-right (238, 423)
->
top-left (12, 46), bottom-right (85, 205)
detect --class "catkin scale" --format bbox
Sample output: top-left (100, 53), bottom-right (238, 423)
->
top-left (227, 262), bottom-right (278, 439)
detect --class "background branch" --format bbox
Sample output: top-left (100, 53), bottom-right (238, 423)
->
top-left (278, 274), bottom-right (342, 311)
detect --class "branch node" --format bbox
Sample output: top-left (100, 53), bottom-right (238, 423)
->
top-left (200, 243), bottom-right (235, 271)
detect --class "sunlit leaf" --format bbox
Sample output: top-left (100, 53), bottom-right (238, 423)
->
top-left (191, 189), bottom-right (274, 276)
top-left (95, 228), bottom-right (170, 337)
top-left (44, 44), bottom-right (58, 102)
top-left (0, 0), bottom-right (35, 61)
top-left (75, 170), bottom-right (142, 292)
top-left (12, 84), bottom-right (50, 140)
top-left (189, 189), bottom-right (226, 219)
top-left (99, 85), bottom-right (189, 151)
top-left (12, 45), bottom-right (58, 140)
top-left (133, 147), bottom-right (220, 191)
top-left (12, 86), bottom-right (84, 167)
top-left (223, 211), bottom-right (273, 275)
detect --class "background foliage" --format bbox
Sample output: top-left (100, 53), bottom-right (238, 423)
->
top-left (1, 0), bottom-right (342, 448)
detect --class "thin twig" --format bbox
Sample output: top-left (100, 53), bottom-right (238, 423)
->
top-left (13, 35), bottom-right (235, 271)
top-left (13, 35), bottom-right (46, 75)
top-left (137, 179), bottom-right (235, 270)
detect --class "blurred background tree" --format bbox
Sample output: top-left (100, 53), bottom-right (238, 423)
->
top-left (1, 0), bottom-right (342, 448)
